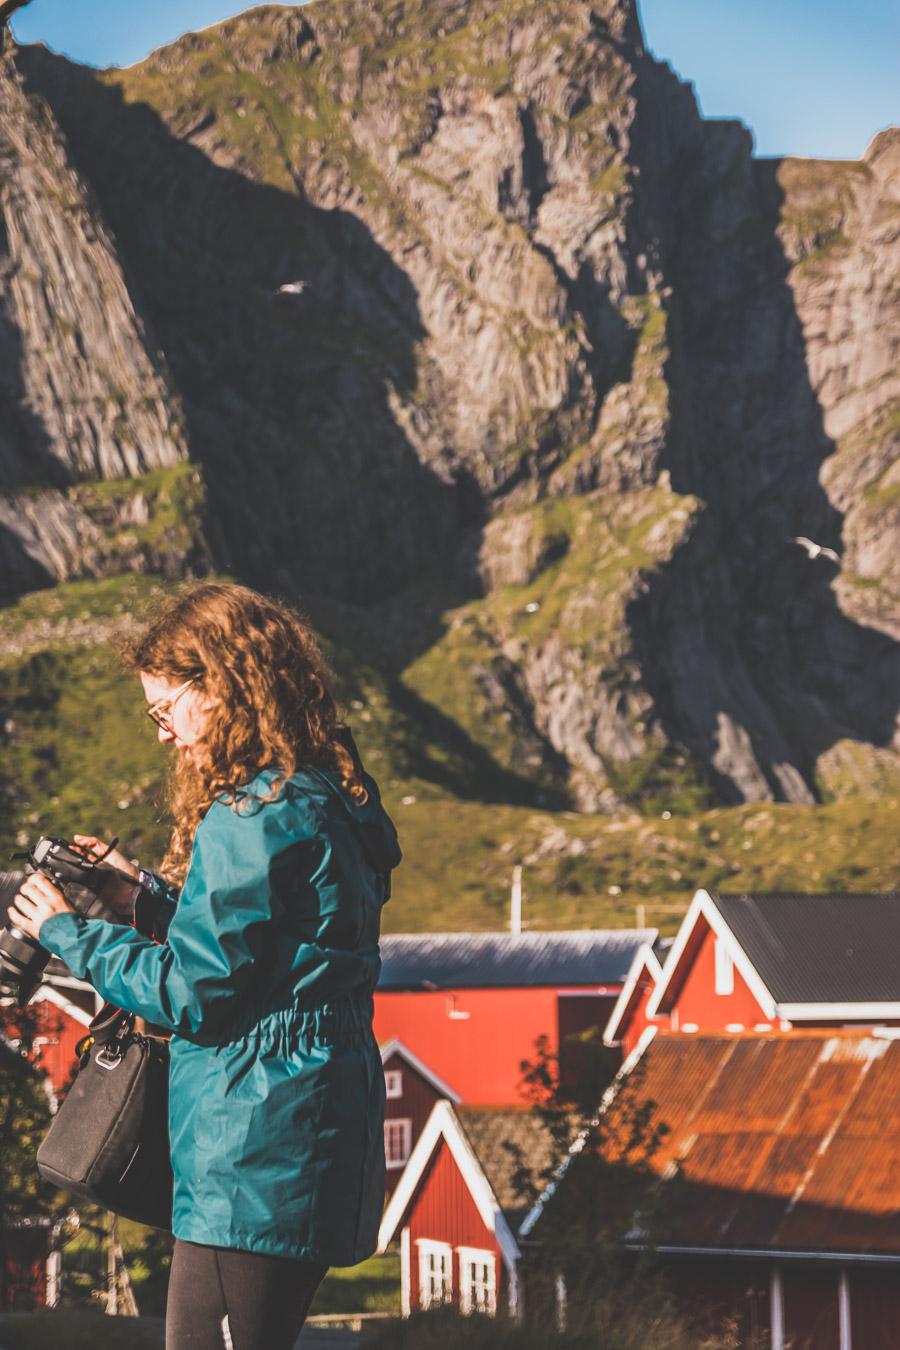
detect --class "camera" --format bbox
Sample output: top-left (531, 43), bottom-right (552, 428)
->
top-left (0, 836), bottom-right (127, 1007)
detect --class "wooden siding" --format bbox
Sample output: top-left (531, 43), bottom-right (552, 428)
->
top-left (650, 1255), bottom-right (900, 1350)
top-left (1, 1230), bottom-right (46, 1312)
top-left (782, 1268), bottom-right (839, 1350)
top-left (670, 920), bottom-right (769, 1031)
top-left (0, 1000), bottom-right (86, 1097)
top-left (664, 1255), bottom-right (772, 1345)
top-left (850, 1266), bottom-right (900, 1350)
top-left (612, 973), bottom-right (666, 1058)
top-left (407, 1140), bottom-right (505, 1313)
top-left (374, 987), bottom-right (605, 1102)
top-left (383, 1051), bottom-right (443, 1197)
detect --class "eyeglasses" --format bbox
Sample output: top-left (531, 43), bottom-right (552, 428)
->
top-left (145, 678), bottom-right (196, 732)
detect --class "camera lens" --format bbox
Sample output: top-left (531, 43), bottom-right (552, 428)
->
top-left (0, 924), bottom-right (49, 1007)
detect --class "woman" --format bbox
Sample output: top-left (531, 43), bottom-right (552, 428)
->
top-left (10, 584), bottom-right (401, 1350)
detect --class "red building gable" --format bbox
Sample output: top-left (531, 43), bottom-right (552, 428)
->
top-left (1, 988), bottom-right (93, 1098)
top-left (603, 943), bottom-right (667, 1057)
top-left (379, 1100), bottom-right (559, 1318)
top-left (381, 1039), bottom-right (460, 1196)
top-left (375, 931), bottom-right (653, 1103)
top-left (605, 890), bottom-right (900, 1051)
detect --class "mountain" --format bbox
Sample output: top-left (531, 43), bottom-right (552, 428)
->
top-left (1, 0), bottom-right (899, 905)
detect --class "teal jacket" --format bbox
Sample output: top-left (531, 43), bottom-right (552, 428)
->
top-left (40, 766), bottom-right (401, 1266)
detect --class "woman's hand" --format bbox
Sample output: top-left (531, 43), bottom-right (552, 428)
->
top-left (8, 874), bottom-right (73, 940)
top-left (74, 835), bottom-right (141, 914)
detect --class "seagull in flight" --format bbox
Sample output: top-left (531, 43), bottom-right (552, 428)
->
top-left (275, 281), bottom-right (309, 296)
top-left (0, 0), bottom-right (34, 55)
top-left (790, 536), bottom-right (841, 564)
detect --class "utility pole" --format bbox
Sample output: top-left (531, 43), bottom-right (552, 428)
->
top-left (510, 865), bottom-right (522, 939)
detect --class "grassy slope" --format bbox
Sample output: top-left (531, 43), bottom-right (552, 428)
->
top-left (2, 576), bottom-right (899, 939)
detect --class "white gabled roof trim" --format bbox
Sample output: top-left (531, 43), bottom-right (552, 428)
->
top-left (645, 890), bottom-right (777, 1021)
top-left (518, 1023), bottom-right (659, 1240)
top-left (379, 1038), bottom-right (462, 1103)
top-left (603, 944), bottom-right (664, 1045)
top-left (378, 1100), bottom-right (521, 1271)
top-left (34, 985), bottom-right (93, 1028)
top-left (777, 1002), bottom-right (900, 1020)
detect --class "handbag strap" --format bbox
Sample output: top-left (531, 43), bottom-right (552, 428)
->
top-left (88, 1001), bottom-right (135, 1045)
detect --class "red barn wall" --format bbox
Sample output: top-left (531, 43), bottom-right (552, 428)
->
top-left (661, 1256), bottom-right (900, 1350)
top-left (850, 1266), bottom-right (900, 1350)
top-left (783, 1268), bottom-right (839, 1350)
top-left (31, 1002), bottom-right (85, 1097)
top-left (406, 1140), bottom-right (505, 1313)
top-left (0, 1000), bottom-right (86, 1098)
top-left (374, 987), bottom-right (617, 1103)
top-left (1, 1230), bottom-right (46, 1312)
top-left (669, 922), bottom-right (768, 1031)
top-left (666, 1256), bottom-right (772, 1344)
top-left (383, 1052), bottom-right (442, 1196)
top-left (614, 977), bottom-right (670, 1058)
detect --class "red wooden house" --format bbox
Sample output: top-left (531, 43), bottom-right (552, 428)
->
top-left (374, 930), bottom-right (657, 1104)
top-left (604, 890), bottom-right (900, 1051)
top-left (378, 1099), bottom-right (558, 1317)
top-left (523, 1027), bottom-right (900, 1350)
top-left (381, 1039), bottom-right (461, 1196)
top-left (602, 942), bottom-right (666, 1057)
top-left (0, 1219), bottom-right (51, 1312)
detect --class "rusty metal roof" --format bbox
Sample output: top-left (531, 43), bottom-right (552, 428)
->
top-left (456, 1105), bottom-right (565, 1230)
top-left (604, 1031), bottom-right (900, 1255)
top-left (377, 930), bottom-right (657, 990)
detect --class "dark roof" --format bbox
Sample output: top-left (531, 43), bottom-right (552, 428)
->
top-left (712, 892), bottom-right (900, 1005)
top-left (456, 1106), bottom-right (564, 1231)
top-left (547, 1030), bottom-right (900, 1256)
top-left (377, 930), bottom-right (656, 990)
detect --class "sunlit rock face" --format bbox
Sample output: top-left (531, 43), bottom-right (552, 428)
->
top-left (4, 0), bottom-right (900, 809)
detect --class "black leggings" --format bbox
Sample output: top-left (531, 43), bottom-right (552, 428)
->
top-left (166, 1239), bottom-right (328, 1350)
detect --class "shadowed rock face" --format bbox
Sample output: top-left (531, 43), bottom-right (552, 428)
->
top-left (5, 0), bottom-right (900, 810)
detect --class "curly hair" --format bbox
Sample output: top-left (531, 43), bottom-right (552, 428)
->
top-left (122, 584), bottom-right (365, 881)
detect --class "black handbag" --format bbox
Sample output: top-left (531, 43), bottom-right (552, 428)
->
top-left (37, 1004), bottom-right (173, 1229)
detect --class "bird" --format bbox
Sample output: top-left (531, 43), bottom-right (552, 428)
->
top-left (275, 281), bottom-right (309, 296)
top-left (0, 0), bottom-right (34, 55)
top-left (790, 536), bottom-right (841, 564)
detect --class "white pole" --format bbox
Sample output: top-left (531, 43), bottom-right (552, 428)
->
top-left (510, 866), bottom-right (522, 939)
top-left (637, 904), bottom-right (645, 929)
top-left (107, 1213), bottom-right (117, 1315)
top-left (770, 1266), bottom-right (784, 1350)
top-left (839, 1268), bottom-right (852, 1350)
top-left (45, 1250), bottom-right (61, 1308)
top-left (555, 1274), bottom-right (567, 1332)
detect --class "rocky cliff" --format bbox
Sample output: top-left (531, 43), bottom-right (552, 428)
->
top-left (3, 0), bottom-right (900, 814)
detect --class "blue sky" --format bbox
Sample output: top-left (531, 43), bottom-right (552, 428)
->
top-left (10, 0), bottom-right (899, 160)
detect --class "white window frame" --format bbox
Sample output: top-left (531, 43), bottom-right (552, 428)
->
top-left (714, 938), bottom-right (734, 996)
top-left (418, 1239), bottom-right (453, 1309)
top-left (384, 1118), bottom-right (413, 1170)
top-left (385, 1069), bottom-right (403, 1099)
top-left (457, 1246), bottom-right (496, 1315)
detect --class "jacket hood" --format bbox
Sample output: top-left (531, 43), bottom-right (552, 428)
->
top-left (340, 770), bottom-right (403, 877)
top-left (296, 762), bottom-right (402, 879)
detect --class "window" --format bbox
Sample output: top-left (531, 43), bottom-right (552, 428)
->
top-left (714, 938), bottom-right (734, 996)
top-left (458, 1247), bottom-right (496, 1315)
top-left (418, 1240), bottom-right (452, 1308)
top-left (385, 1069), bottom-right (403, 1099)
top-left (384, 1118), bottom-right (412, 1169)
